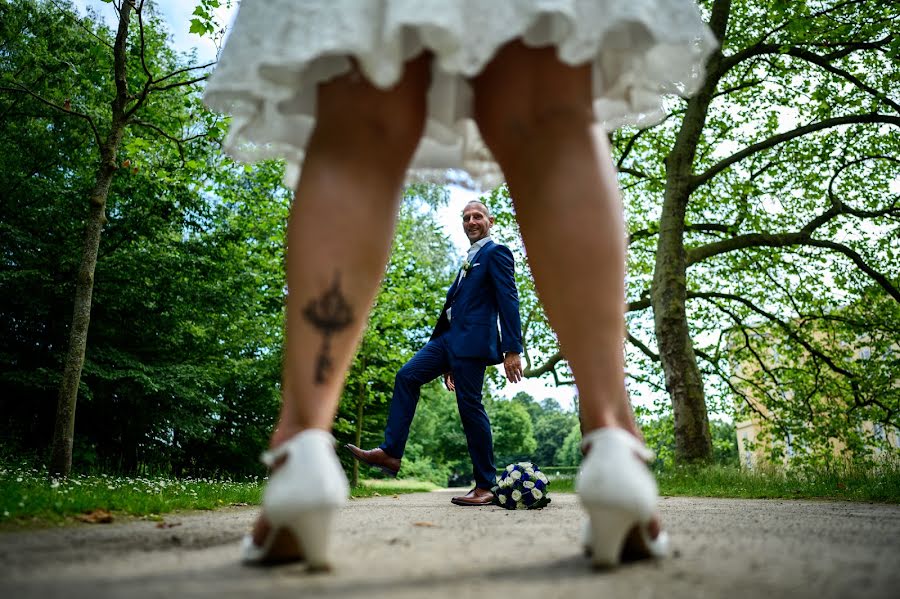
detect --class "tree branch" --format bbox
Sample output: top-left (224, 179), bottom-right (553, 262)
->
top-left (523, 351), bottom-right (564, 379)
top-left (0, 85), bottom-right (102, 148)
top-left (692, 291), bottom-right (859, 381)
top-left (627, 297), bottom-right (652, 313)
top-left (153, 61), bottom-right (217, 86)
top-left (627, 332), bottom-right (659, 362)
top-left (691, 113), bottom-right (900, 189)
top-left (755, 42), bottom-right (899, 113)
top-left (149, 75), bottom-right (209, 93)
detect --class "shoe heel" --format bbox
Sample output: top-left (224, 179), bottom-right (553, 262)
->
top-left (583, 504), bottom-right (639, 567)
top-left (291, 507), bottom-right (338, 570)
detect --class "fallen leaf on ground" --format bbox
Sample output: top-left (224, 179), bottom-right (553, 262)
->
top-left (155, 521), bottom-right (182, 529)
top-left (76, 510), bottom-right (114, 524)
top-left (373, 492), bottom-right (381, 497)
top-left (393, 494), bottom-right (400, 499)
top-left (413, 521), bottom-right (438, 528)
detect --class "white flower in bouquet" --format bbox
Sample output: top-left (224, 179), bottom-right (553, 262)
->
top-left (532, 488), bottom-right (543, 500)
top-left (506, 464), bottom-right (515, 472)
top-left (511, 470), bottom-right (521, 480)
top-left (511, 489), bottom-right (522, 501)
top-left (523, 480), bottom-right (535, 489)
top-left (498, 494), bottom-right (507, 504)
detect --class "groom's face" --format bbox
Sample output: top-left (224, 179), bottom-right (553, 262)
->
top-left (462, 204), bottom-right (493, 244)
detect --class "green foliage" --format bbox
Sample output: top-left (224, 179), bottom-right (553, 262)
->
top-left (485, 0), bottom-right (900, 466)
top-left (0, 464), bottom-right (264, 525)
top-left (554, 423), bottom-right (583, 467)
top-left (0, 463), bottom-right (436, 526)
top-left (656, 461), bottom-right (900, 503)
top-left (637, 404), bottom-right (739, 469)
top-left (0, 0), bottom-right (288, 476)
top-left (487, 398), bottom-right (537, 466)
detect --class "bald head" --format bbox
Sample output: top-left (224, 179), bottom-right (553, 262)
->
top-left (461, 200), bottom-right (494, 243)
top-left (462, 200), bottom-right (491, 218)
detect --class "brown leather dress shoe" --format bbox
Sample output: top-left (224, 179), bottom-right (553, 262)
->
top-left (344, 444), bottom-right (400, 477)
top-left (450, 487), bottom-right (495, 506)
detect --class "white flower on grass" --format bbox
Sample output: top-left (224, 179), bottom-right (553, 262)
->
top-left (523, 480), bottom-right (535, 489)
top-left (511, 489), bottom-right (522, 501)
top-left (532, 488), bottom-right (543, 500)
top-left (511, 470), bottom-right (521, 480)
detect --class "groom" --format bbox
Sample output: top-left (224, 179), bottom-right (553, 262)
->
top-left (346, 200), bottom-right (523, 505)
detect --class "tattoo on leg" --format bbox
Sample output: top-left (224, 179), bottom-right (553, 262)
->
top-left (303, 272), bottom-right (354, 384)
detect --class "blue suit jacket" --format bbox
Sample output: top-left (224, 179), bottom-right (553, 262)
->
top-left (430, 240), bottom-right (523, 365)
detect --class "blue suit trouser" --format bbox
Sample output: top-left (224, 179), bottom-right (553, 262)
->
top-left (380, 335), bottom-right (496, 489)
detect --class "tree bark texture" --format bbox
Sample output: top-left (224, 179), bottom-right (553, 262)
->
top-left (352, 387), bottom-right (364, 488)
top-left (49, 2), bottom-right (133, 476)
top-left (650, 0), bottom-right (731, 463)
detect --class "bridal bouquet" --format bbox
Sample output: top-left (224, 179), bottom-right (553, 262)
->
top-left (494, 462), bottom-right (551, 510)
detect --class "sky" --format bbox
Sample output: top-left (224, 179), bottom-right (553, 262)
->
top-left (70, 0), bottom-right (581, 411)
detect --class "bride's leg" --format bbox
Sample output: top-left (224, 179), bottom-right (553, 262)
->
top-left (470, 42), bottom-right (637, 436)
top-left (252, 54), bottom-right (431, 559)
top-left (471, 42), bottom-right (665, 565)
top-left (276, 54), bottom-right (431, 443)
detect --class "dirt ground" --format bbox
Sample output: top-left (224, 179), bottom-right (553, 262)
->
top-left (1, 490), bottom-right (899, 599)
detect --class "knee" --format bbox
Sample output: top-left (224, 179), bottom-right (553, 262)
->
top-left (395, 364), bottom-right (418, 388)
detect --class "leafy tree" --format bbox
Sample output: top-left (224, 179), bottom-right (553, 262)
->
top-left (487, 398), bottom-right (537, 467)
top-left (487, 0), bottom-right (899, 463)
top-left (0, 0), bottom-right (223, 475)
top-left (533, 409), bottom-right (579, 467)
top-left (554, 423), bottom-right (583, 467)
top-left (1, 0), bottom-right (291, 476)
top-left (507, 391), bottom-right (579, 466)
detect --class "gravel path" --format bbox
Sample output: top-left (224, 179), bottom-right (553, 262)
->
top-left (2, 490), bottom-right (899, 598)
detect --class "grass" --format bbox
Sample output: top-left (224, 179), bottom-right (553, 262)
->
top-left (348, 478), bottom-right (439, 498)
top-left (656, 462), bottom-right (900, 502)
top-left (547, 462), bottom-right (900, 503)
top-left (0, 465), bottom-right (437, 529)
top-left (4, 461), bottom-right (897, 529)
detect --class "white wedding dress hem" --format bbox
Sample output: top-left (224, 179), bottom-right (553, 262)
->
top-left (203, 0), bottom-right (717, 190)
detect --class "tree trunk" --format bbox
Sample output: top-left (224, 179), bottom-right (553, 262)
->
top-left (48, 2), bottom-right (133, 476)
top-left (48, 147), bottom-right (121, 476)
top-left (352, 379), bottom-right (367, 487)
top-left (652, 182), bottom-right (713, 462)
top-left (650, 0), bottom-right (731, 463)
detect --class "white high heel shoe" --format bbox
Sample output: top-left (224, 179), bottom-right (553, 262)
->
top-left (576, 428), bottom-right (670, 567)
top-left (241, 429), bottom-right (349, 569)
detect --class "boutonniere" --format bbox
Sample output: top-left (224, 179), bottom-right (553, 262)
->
top-left (460, 261), bottom-right (479, 279)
